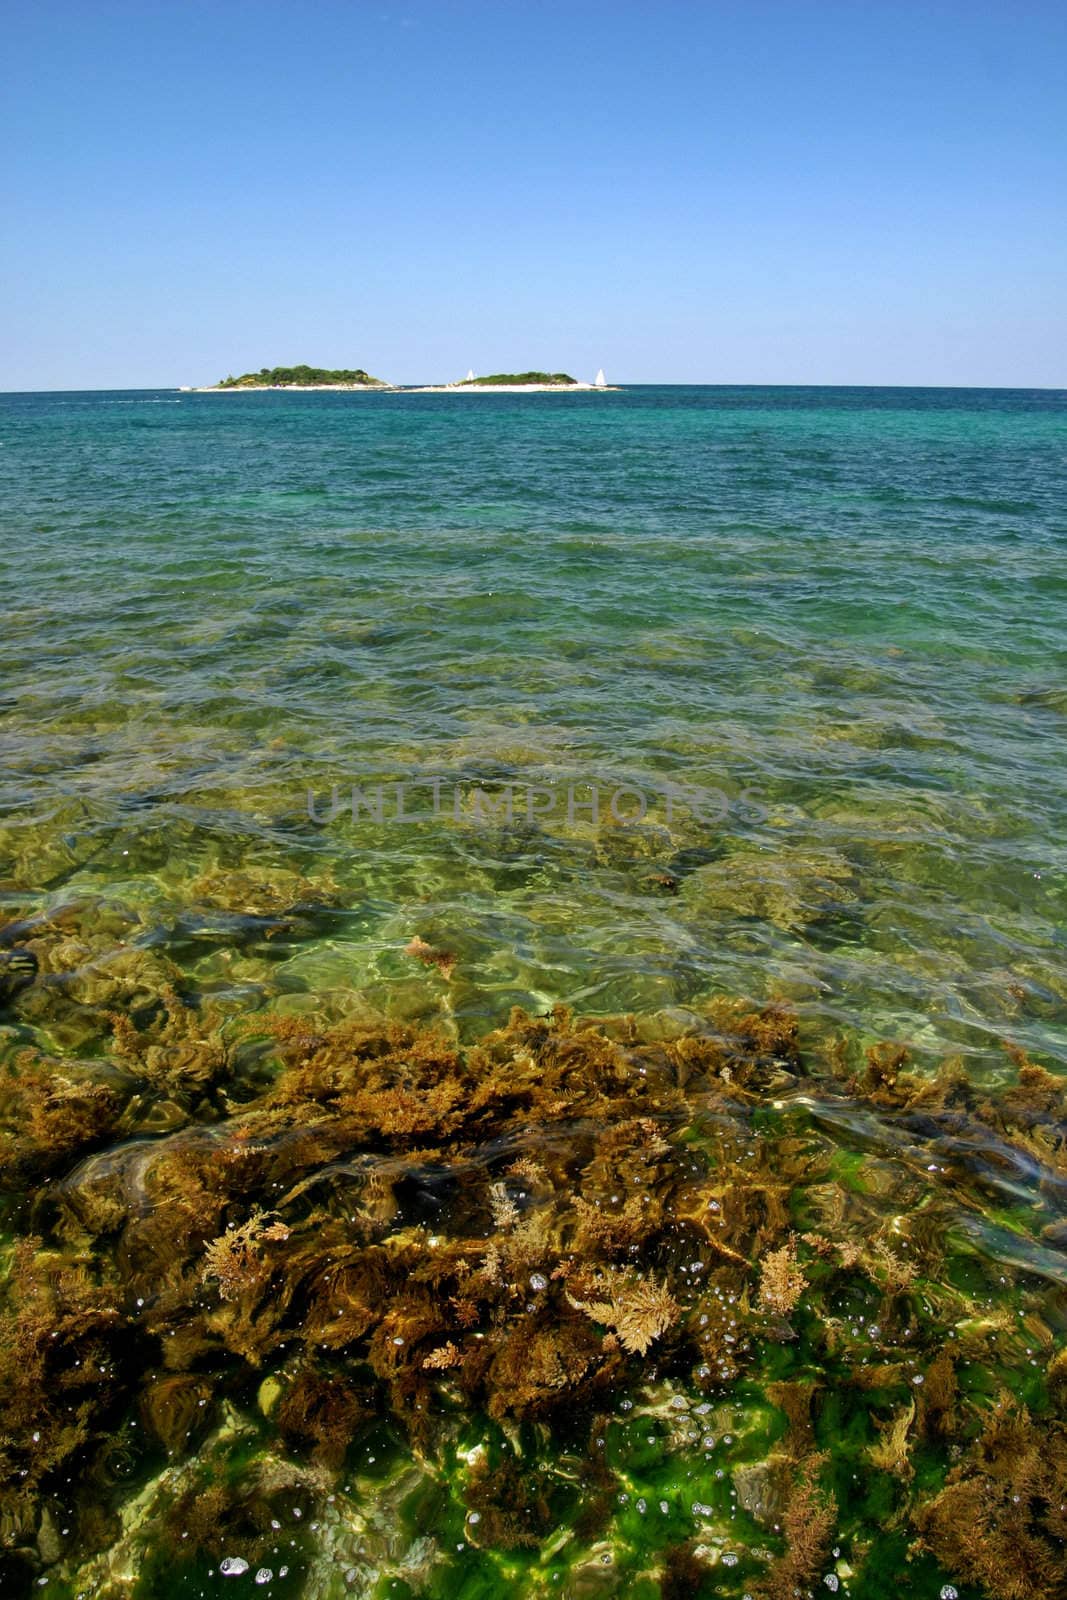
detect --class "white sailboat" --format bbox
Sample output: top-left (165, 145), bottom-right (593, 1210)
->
top-left (466, 369), bottom-right (475, 382)
top-left (594, 368), bottom-right (606, 388)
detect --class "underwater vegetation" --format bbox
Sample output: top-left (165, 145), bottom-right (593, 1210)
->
top-left (0, 898), bottom-right (1065, 1599)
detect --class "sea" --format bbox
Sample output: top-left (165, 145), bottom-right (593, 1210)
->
top-left (0, 385), bottom-right (1065, 1598)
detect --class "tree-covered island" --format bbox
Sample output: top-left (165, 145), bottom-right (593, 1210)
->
top-left (216, 365), bottom-right (386, 388)
top-left (459, 371), bottom-right (578, 386)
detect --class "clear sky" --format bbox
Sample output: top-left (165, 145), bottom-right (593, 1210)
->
top-left (2, 0), bottom-right (1065, 389)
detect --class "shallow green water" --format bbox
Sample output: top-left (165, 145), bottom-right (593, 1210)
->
top-left (1, 386), bottom-right (1066, 1599)
top-left (3, 385), bottom-right (1066, 1063)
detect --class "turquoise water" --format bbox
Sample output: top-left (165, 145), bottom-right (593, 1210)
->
top-left (2, 386), bottom-right (1067, 1600)
top-left (2, 385), bottom-right (1066, 1067)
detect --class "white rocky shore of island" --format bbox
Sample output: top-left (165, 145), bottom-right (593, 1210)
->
top-left (403, 382), bottom-right (620, 393)
top-left (186, 382), bottom-right (620, 394)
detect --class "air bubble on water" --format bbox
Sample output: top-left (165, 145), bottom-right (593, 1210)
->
top-left (255, 1572), bottom-right (273, 1587)
top-left (529, 1273), bottom-right (548, 1291)
top-left (220, 1557), bottom-right (250, 1576)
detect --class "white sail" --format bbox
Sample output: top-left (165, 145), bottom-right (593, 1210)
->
top-left (466, 369), bottom-right (475, 382)
top-left (594, 369), bottom-right (606, 387)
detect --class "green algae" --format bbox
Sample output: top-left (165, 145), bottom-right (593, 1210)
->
top-left (0, 903), bottom-right (1065, 1597)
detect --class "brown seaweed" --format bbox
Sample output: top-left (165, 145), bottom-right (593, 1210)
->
top-left (913, 1392), bottom-right (1067, 1600)
top-left (2, 928), bottom-right (1067, 1597)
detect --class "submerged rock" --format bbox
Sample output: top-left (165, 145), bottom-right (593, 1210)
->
top-left (0, 947), bottom-right (37, 1007)
top-left (732, 1458), bottom-right (793, 1526)
top-left (680, 845), bottom-right (860, 931)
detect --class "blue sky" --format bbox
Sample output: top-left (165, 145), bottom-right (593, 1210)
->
top-left (2, 0), bottom-right (1065, 388)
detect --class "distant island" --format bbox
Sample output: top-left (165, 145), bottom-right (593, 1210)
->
top-left (187, 365), bottom-right (619, 394)
top-left (459, 371), bottom-right (577, 387)
top-left (406, 368), bottom-right (617, 394)
top-left (213, 365), bottom-right (388, 390)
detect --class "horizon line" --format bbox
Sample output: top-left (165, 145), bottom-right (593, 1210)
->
top-left (2, 381), bottom-right (1065, 396)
